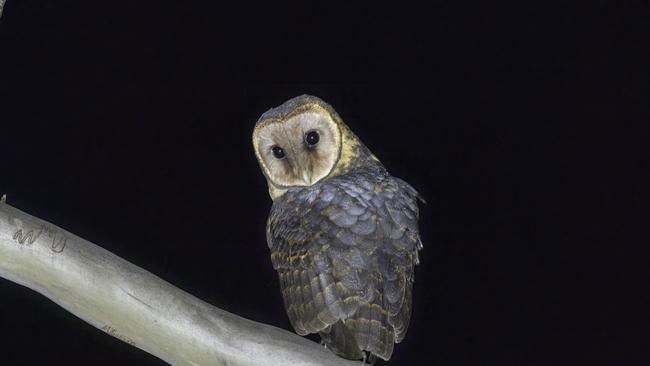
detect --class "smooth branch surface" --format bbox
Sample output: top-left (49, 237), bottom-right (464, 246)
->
top-left (0, 201), bottom-right (362, 366)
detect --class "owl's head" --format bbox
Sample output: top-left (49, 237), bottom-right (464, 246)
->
top-left (253, 95), bottom-right (381, 198)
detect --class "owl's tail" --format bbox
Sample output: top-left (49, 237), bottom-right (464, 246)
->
top-left (344, 289), bottom-right (395, 361)
top-left (318, 321), bottom-right (364, 361)
top-left (319, 291), bottom-right (395, 362)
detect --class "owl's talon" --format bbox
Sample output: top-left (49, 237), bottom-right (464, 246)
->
top-left (361, 352), bottom-right (376, 365)
top-left (320, 340), bottom-right (328, 351)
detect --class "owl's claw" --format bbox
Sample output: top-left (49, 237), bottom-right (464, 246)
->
top-left (361, 352), bottom-right (377, 365)
top-left (320, 339), bottom-right (370, 365)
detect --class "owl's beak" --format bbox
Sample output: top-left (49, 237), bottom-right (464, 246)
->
top-left (302, 171), bottom-right (312, 185)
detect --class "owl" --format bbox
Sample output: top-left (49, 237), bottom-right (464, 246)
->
top-left (252, 95), bottom-right (423, 362)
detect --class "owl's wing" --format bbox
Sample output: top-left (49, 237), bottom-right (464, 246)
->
top-left (267, 192), bottom-right (368, 337)
top-left (267, 173), bottom-right (422, 359)
top-left (376, 177), bottom-right (422, 344)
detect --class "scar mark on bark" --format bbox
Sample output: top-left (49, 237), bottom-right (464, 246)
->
top-left (122, 288), bottom-right (155, 310)
top-left (12, 226), bottom-right (43, 245)
top-left (51, 234), bottom-right (67, 253)
top-left (101, 325), bottom-right (136, 346)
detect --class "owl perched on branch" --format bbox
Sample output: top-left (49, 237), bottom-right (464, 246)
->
top-left (253, 95), bottom-right (423, 363)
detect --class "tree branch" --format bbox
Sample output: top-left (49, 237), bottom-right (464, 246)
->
top-left (0, 199), bottom-right (359, 366)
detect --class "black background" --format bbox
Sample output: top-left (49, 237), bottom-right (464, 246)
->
top-left (0, 1), bottom-right (648, 365)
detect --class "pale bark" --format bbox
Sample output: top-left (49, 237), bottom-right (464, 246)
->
top-left (0, 199), bottom-right (359, 365)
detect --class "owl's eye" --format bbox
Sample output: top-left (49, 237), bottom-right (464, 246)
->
top-left (271, 145), bottom-right (286, 159)
top-left (305, 130), bottom-right (320, 147)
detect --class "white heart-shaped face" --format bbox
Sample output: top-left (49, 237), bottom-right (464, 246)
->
top-left (254, 111), bottom-right (342, 188)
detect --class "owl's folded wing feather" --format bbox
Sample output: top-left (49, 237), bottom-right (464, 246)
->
top-left (268, 201), bottom-right (370, 336)
top-left (267, 173), bottom-right (422, 359)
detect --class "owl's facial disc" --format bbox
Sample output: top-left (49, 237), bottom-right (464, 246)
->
top-left (254, 111), bottom-right (341, 188)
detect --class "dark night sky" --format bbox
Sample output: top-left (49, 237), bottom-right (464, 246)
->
top-left (0, 1), bottom-right (648, 365)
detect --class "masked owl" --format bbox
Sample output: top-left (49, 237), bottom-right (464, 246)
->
top-left (253, 95), bottom-right (423, 362)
